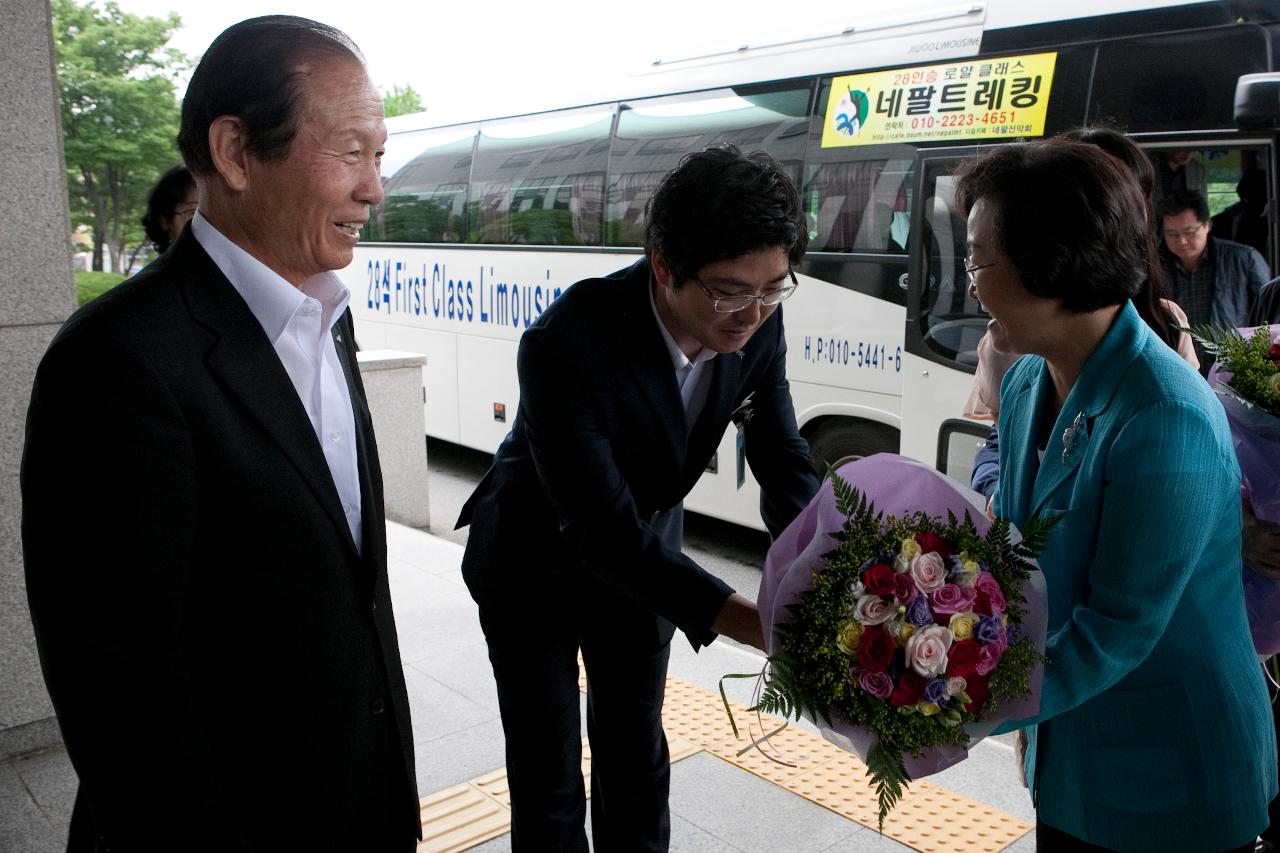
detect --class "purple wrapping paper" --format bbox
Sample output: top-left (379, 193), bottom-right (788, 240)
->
top-left (1206, 324), bottom-right (1280, 656)
top-left (758, 453), bottom-right (1047, 779)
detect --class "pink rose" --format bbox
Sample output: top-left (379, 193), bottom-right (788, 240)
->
top-left (853, 594), bottom-right (898, 626)
top-left (910, 552), bottom-right (948, 593)
top-left (858, 670), bottom-right (894, 700)
top-left (975, 642), bottom-right (1003, 676)
top-left (930, 583), bottom-right (977, 616)
top-left (974, 572), bottom-right (1006, 614)
top-left (905, 624), bottom-right (953, 677)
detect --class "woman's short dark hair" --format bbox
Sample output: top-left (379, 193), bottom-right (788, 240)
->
top-left (177, 16), bottom-right (363, 178)
top-left (955, 139), bottom-right (1149, 313)
top-left (141, 165), bottom-right (195, 253)
top-left (644, 144), bottom-right (808, 285)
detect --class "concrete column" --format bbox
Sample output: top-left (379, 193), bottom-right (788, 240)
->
top-left (0, 0), bottom-right (76, 758)
top-left (357, 351), bottom-right (431, 529)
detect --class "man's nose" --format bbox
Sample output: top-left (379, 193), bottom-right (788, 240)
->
top-left (356, 160), bottom-right (384, 206)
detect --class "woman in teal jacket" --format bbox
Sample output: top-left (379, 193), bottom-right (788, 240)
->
top-left (958, 138), bottom-right (1276, 851)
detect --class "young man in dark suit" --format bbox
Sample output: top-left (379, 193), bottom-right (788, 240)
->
top-left (457, 146), bottom-right (820, 852)
top-left (22, 17), bottom-right (419, 852)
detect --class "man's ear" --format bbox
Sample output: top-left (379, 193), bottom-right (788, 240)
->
top-left (208, 116), bottom-right (251, 192)
top-left (650, 251), bottom-right (674, 289)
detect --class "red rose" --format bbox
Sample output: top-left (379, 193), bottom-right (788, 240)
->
top-left (964, 673), bottom-right (991, 714)
top-left (973, 589), bottom-right (993, 616)
top-left (914, 531), bottom-right (955, 560)
top-left (864, 563), bottom-right (896, 596)
top-left (893, 572), bottom-right (918, 604)
top-left (1268, 342), bottom-right (1280, 362)
top-left (889, 671), bottom-right (926, 707)
top-left (857, 626), bottom-right (896, 673)
top-left (947, 639), bottom-right (980, 678)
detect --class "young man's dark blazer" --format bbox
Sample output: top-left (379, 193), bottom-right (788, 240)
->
top-left (459, 256), bottom-right (818, 643)
top-left (21, 228), bottom-right (420, 852)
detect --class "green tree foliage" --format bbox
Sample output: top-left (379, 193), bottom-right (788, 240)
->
top-left (53, 0), bottom-right (185, 273)
top-left (383, 84), bottom-right (424, 118)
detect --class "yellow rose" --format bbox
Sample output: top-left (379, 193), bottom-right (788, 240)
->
top-left (900, 538), bottom-right (921, 560)
top-left (836, 620), bottom-right (863, 655)
top-left (917, 702), bottom-right (941, 716)
top-left (949, 613), bottom-right (977, 640)
top-left (896, 623), bottom-right (916, 647)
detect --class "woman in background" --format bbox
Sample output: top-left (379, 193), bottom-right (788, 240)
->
top-left (140, 165), bottom-right (197, 254)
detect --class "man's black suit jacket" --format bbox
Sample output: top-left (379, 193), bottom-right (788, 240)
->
top-left (458, 258), bottom-right (818, 646)
top-left (21, 229), bottom-right (419, 851)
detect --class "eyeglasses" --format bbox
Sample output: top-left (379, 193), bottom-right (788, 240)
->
top-left (963, 258), bottom-right (997, 283)
top-left (1163, 224), bottom-right (1207, 241)
top-left (691, 270), bottom-right (799, 313)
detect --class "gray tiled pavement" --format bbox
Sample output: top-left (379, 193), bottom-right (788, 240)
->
top-left (0, 521), bottom-right (1035, 852)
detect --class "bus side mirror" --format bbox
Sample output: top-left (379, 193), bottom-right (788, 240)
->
top-left (1235, 73), bottom-right (1280, 129)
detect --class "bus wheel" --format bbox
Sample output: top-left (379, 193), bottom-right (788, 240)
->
top-left (805, 419), bottom-right (899, 478)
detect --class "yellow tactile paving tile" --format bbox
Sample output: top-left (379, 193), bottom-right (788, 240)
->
top-left (417, 784), bottom-right (511, 853)
top-left (888, 788), bottom-right (1032, 853)
top-left (426, 670), bottom-right (1029, 852)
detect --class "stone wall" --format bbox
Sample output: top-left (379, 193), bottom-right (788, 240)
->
top-left (0, 0), bottom-right (75, 757)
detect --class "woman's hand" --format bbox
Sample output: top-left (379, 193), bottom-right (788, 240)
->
top-left (1242, 503), bottom-right (1280, 579)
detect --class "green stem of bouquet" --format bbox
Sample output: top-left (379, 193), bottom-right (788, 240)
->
top-left (865, 740), bottom-right (910, 833)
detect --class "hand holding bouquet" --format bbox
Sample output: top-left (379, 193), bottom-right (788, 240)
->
top-left (749, 454), bottom-right (1051, 829)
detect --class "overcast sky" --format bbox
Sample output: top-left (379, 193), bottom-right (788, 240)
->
top-left (110, 0), bottom-right (878, 120)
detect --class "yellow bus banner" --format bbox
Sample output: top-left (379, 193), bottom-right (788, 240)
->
top-left (821, 52), bottom-right (1057, 148)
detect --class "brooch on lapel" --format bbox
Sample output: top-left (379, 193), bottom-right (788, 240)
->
top-left (735, 349), bottom-right (746, 359)
top-left (1061, 411), bottom-right (1086, 464)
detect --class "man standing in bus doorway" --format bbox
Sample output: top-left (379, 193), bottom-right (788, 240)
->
top-left (458, 145), bottom-right (820, 852)
top-left (22, 17), bottom-right (420, 851)
top-left (1158, 189), bottom-right (1270, 372)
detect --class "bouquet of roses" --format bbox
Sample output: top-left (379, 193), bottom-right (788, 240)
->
top-left (750, 454), bottom-right (1050, 829)
top-left (1189, 323), bottom-right (1280, 654)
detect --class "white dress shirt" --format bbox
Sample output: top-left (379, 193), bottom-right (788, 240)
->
top-left (192, 212), bottom-right (364, 551)
top-left (649, 284), bottom-right (718, 427)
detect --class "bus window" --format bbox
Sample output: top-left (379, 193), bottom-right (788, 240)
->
top-left (468, 109), bottom-right (614, 245)
top-left (916, 158), bottom-right (986, 367)
top-left (805, 78), bottom-right (913, 254)
top-left (1091, 26), bottom-right (1269, 133)
top-left (607, 82), bottom-right (813, 246)
top-left (372, 127), bottom-right (476, 243)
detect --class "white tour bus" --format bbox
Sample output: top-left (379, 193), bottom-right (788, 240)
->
top-left (341, 0), bottom-right (1280, 530)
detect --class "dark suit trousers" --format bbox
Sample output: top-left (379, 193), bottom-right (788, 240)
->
top-left (478, 569), bottom-right (675, 853)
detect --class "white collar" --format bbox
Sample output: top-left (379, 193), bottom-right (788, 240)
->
top-left (192, 211), bottom-right (350, 341)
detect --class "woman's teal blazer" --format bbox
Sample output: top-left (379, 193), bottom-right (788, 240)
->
top-left (994, 301), bottom-right (1276, 851)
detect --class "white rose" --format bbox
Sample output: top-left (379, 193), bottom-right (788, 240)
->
top-left (853, 594), bottom-right (898, 626)
top-left (905, 624), bottom-right (953, 677)
top-left (910, 552), bottom-right (948, 593)
top-left (892, 554), bottom-right (911, 574)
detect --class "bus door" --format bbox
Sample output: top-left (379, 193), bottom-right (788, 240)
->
top-left (1136, 134), bottom-right (1277, 286)
top-left (903, 135), bottom-right (1279, 488)
top-left (901, 145), bottom-right (987, 487)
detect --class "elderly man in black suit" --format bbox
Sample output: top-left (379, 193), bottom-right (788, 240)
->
top-left (22, 17), bottom-right (419, 852)
top-left (457, 145), bottom-right (820, 852)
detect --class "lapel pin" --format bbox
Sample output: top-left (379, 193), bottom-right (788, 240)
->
top-left (1061, 411), bottom-right (1085, 464)
top-left (735, 349), bottom-right (745, 359)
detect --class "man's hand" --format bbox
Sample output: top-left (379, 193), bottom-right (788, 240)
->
top-left (1243, 503), bottom-right (1280, 579)
top-left (711, 593), bottom-right (765, 651)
